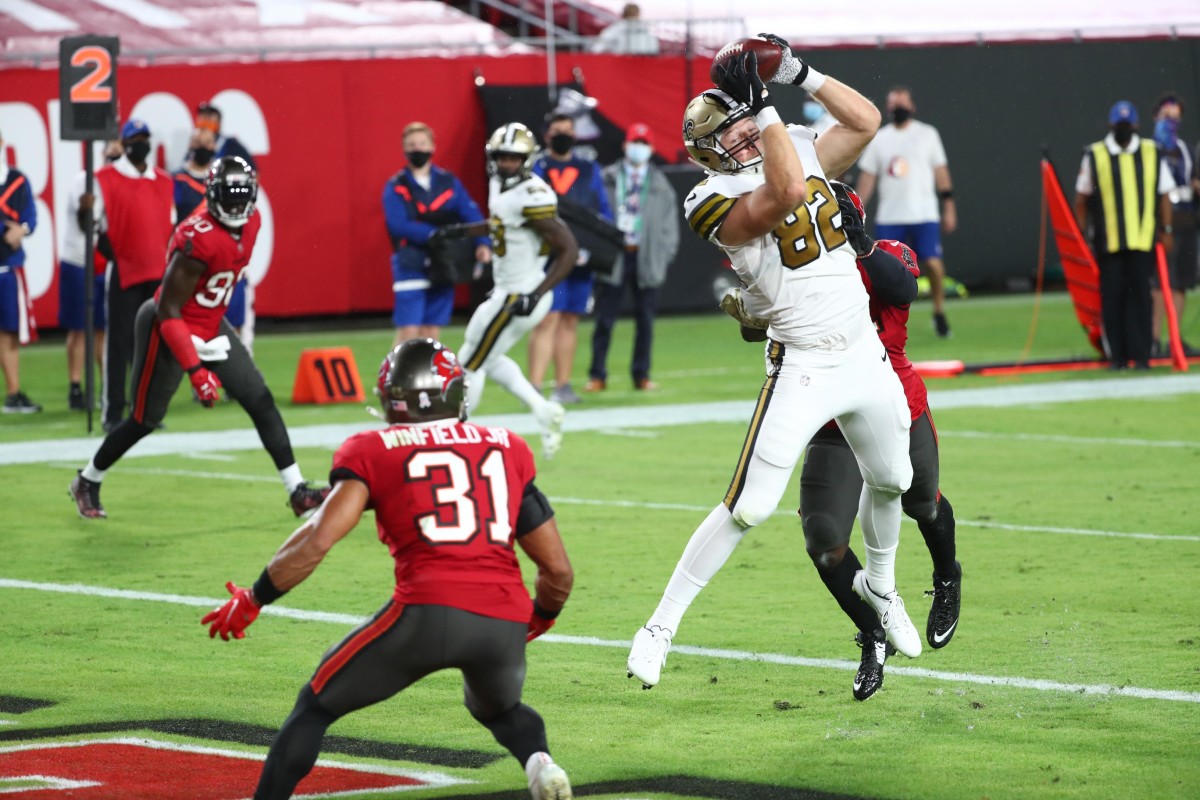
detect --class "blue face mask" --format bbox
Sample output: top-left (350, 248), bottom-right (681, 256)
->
top-left (625, 142), bottom-right (652, 165)
top-left (803, 101), bottom-right (825, 124)
top-left (1154, 117), bottom-right (1179, 148)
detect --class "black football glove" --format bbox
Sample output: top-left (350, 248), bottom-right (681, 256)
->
top-left (839, 200), bottom-right (876, 258)
top-left (504, 292), bottom-right (542, 316)
top-left (757, 32), bottom-right (813, 88)
top-left (715, 51), bottom-right (772, 114)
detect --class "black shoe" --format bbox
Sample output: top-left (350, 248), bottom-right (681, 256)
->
top-left (933, 312), bottom-right (952, 338)
top-left (68, 384), bottom-right (88, 411)
top-left (69, 471), bottom-right (107, 520)
top-left (853, 628), bottom-right (894, 701)
top-left (289, 482), bottom-right (331, 518)
top-left (2, 391), bottom-right (42, 414)
top-left (1150, 340), bottom-right (1164, 359)
top-left (926, 561), bottom-right (961, 648)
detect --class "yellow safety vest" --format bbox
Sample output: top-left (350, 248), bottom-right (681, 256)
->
top-left (1089, 139), bottom-right (1160, 253)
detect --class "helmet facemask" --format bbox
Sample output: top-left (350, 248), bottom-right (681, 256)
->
top-left (206, 156), bottom-right (257, 228)
top-left (682, 90), bottom-right (764, 176)
top-left (486, 123), bottom-right (538, 191)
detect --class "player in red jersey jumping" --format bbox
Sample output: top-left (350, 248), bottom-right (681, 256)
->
top-left (69, 157), bottom-right (329, 520)
top-left (723, 182), bottom-right (960, 701)
top-left (201, 338), bottom-right (576, 800)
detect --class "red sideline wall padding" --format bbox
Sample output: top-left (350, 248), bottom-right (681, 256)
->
top-left (1, 54), bottom-right (712, 326)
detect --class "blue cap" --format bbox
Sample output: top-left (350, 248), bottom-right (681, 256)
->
top-left (1108, 101), bottom-right (1138, 126)
top-left (120, 118), bottom-right (150, 140)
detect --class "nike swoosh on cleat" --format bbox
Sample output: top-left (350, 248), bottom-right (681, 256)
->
top-left (932, 619), bottom-right (958, 644)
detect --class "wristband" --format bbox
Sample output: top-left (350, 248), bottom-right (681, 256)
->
top-left (754, 106), bottom-right (782, 130)
top-left (795, 64), bottom-right (827, 94)
top-left (158, 317), bottom-right (201, 372)
top-left (532, 600), bottom-right (560, 620)
top-left (252, 567), bottom-right (287, 606)
top-left (939, 189), bottom-right (955, 201)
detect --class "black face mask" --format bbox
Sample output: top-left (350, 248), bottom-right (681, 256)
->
top-left (1112, 122), bottom-right (1135, 147)
top-left (191, 147), bottom-right (215, 167)
top-left (549, 133), bottom-right (575, 155)
top-left (406, 150), bottom-right (432, 168)
top-left (890, 107), bottom-right (913, 125)
top-left (125, 139), bottom-right (151, 164)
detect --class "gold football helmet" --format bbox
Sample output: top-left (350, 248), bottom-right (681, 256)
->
top-left (486, 122), bottom-right (539, 190)
top-left (682, 89), bottom-right (762, 175)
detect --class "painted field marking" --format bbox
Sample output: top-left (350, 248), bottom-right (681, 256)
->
top-left (1, 578), bottom-right (1197, 705)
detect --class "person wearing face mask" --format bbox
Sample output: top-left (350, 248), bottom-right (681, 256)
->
top-left (1074, 101), bottom-right (1177, 370)
top-left (88, 119), bottom-right (177, 430)
top-left (590, 123), bottom-right (679, 392)
top-left (529, 114), bottom-right (614, 403)
top-left (383, 122), bottom-right (491, 346)
top-left (856, 86), bottom-right (957, 338)
top-left (1149, 94), bottom-right (1199, 356)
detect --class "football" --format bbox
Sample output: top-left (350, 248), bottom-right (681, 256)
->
top-left (709, 36), bottom-right (784, 85)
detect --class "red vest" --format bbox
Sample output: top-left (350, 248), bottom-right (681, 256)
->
top-left (95, 165), bottom-right (175, 289)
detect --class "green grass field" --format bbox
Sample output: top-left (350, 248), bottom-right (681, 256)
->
top-left (1, 292), bottom-right (1199, 800)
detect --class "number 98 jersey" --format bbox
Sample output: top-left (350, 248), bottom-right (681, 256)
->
top-left (683, 125), bottom-right (868, 348)
top-left (163, 208), bottom-right (260, 340)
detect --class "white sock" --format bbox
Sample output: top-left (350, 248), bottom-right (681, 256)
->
top-left (81, 461), bottom-right (105, 483)
top-left (465, 367), bottom-right (486, 414)
top-left (647, 504), bottom-right (747, 634)
top-left (279, 464), bottom-right (304, 494)
top-left (525, 751), bottom-right (554, 785)
top-left (858, 484), bottom-right (902, 594)
top-left (488, 355), bottom-right (546, 414)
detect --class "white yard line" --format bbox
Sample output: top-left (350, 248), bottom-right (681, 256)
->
top-left (0, 577), bottom-right (1196, 705)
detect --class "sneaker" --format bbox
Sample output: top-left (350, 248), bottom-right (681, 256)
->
top-left (2, 391), bottom-right (42, 414)
top-left (536, 400), bottom-right (565, 460)
top-left (933, 312), bottom-right (952, 338)
top-left (527, 753), bottom-right (572, 800)
top-left (626, 625), bottom-right (673, 688)
top-left (633, 378), bottom-right (659, 391)
top-left (925, 561), bottom-right (961, 649)
top-left (550, 384), bottom-right (582, 405)
top-left (69, 471), bottom-right (106, 520)
top-left (853, 628), bottom-right (895, 701)
top-left (68, 385), bottom-right (88, 411)
top-left (583, 378), bottom-right (606, 392)
top-left (851, 571), bottom-right (922, 658)
top-left (289, 482), bottom-right (331, 518)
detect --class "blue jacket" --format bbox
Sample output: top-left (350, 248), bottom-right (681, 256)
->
top-left (382, 166), bottom-right (488, 275)
top-left (532, 153), bottom-right (613, 223)
top-left (0, 167), bottom-right (36, 267)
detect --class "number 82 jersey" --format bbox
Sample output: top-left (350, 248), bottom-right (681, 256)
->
top-left (162, 207), bottom-right (260, 340)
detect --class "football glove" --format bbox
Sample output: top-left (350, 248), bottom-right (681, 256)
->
top-left (758, 32), bottom-right (814, 88)
top-left (504, 292), bottom-right (542, 317)
top-left (719, 287), bottom-right (769, 330)
top-left (188, 366), bottom-right (222, 408)
top-left (201, 581), bottom-right (261, 641)
top-left (839, 202), bottom-right (877, 258)
top-left (527, 615), bottom-right (555, 642)
top-left (715, 51), bottom-right (772, 114)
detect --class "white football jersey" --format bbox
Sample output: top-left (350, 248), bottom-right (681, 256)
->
top-left (488, 174), bottom-right (558, 293)
top-left (683, 125), bottom-right (868, 348)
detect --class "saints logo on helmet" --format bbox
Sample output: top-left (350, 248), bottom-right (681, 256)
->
top-left (682, 89), bottom-right (762, 176)
top-left (486, 122), bottom-right (538, 190)
top-left (377, 338), bottom-right (467, 424)
top-left (206, 156), bottom-right (257, 228)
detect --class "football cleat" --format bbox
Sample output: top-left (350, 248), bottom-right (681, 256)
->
top-left (933, 312), bottom-right (952, 338)
top-left (626, 625), bottom-right (673, 688)
top-left (289, 482), bottom-right (331, 518)
top-left (852, 570), bottom-right (921, 658)
top-left (852, 628), bottom-right (895, 701)
top-left (536, 400), bottom-right (565, 460)
top-left (527, 753), bottom-right (572, 800)
top-left (926, 561), bottom-right (962, 648)
top-left (69, 471), bottom-right (106, 520)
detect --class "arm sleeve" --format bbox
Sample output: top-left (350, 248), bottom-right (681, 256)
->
top-left (591, 165), bottom-right (614, 222)
top-left (330, 437), bottom-right (371, 491)
top-left (382, 180), bottom-right (436, 244)
top-left (685, 190), bottom-right (735, 242)
top-left (860, 245), bottom-right (919, 306)
top-left (515, 480), bottom-right (555, 537)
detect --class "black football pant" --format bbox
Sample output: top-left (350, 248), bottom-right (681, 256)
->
top-left (589, 250), bottom-right (660, 384)
top-left (1098, 249), bottom-right (1154, 367)
top-left (101, 270), bottom-right (158, 429)
top-left (255, 603), bottom-right (548, 800)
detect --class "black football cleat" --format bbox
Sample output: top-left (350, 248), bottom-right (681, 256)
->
top-left (926, 561), bottom-right (962, 648)
top-left (853, 628), bottom-right (894, 701)
top-left (289, 482), bottom-right (331, 518)
top-left (933, 312), bottom-right (952, 338)
top-left (69, 471), bottom-right (106, 520)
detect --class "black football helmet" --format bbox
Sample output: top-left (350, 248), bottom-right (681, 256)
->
top-left (206, 156), bottom-right (257, 228)
top-left (376, 338), bottom-right (467, 424)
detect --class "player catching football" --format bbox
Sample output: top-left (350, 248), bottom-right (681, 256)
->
top-left (68, 157), bottom-right (329, 520)
top-left (427, 122), bottom-right (579, 460)
top-left (627, 35), bottom-right (922, 689)
top-left (202, 338), bottom-right (575, 800)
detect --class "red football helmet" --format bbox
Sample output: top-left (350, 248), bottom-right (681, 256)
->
top-left (377, 338), bottom-right (467, 424)
top-left (830, 181), bottom-right (867, 228)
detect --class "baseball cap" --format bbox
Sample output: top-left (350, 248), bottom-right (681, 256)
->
top-left (120, 118), bottom-right (151, 140)
top-left (1108, 101), bottom-right (1138, 126)
top-left (626, 122), bottom-right (654, 146)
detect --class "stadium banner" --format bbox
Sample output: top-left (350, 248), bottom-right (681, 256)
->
top-left (1, 54), bottom-right (712, 326)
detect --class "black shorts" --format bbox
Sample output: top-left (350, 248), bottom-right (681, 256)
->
top-left (799, 410), bottom-right (941, 553)
top-left (308, 602), bottom-right (528, 721)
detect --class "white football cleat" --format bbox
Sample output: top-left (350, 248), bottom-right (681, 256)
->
top-left (526, 753), bottom-right (572, 800)
top-left (536, 400), bottom-right (565, 460)
top-left (852, 571), bottom-right (922, 658)
top-left (626, 625), bottom-right (673, 688)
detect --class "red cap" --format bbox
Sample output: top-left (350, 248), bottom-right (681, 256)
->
top-left (625, 123), bottom-right (653, 146)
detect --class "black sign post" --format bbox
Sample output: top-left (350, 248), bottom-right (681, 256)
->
top-left (60, 36), bottom-right (118, 434)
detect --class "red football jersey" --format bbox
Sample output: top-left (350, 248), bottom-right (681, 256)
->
top-left (331, 420), bottom-right (537, 623)
top-left (157, 208), bottom-right (260, 340)
top-left (859, 239), bottom-right (928, 421)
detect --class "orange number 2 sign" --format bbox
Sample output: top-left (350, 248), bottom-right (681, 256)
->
top-left (69, 46), bottom-right (113, 103)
